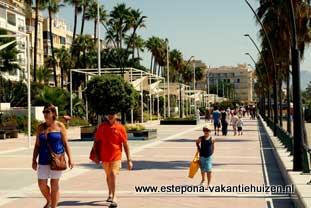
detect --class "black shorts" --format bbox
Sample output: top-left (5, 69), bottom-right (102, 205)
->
top-left (238, 127), bottom-right (242, 131)
top-left (214, 122), bottom-right (221, 129)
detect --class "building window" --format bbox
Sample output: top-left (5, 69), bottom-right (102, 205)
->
top-left (60, 36), bottom-right (66, 45)
top-left (7, 12), bottom-right (16, 26)
top-left (0, 6), bottom-right (6, 19)
top-left (237, 78), bottom-right (240, 83)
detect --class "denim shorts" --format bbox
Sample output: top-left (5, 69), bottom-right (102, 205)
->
top-left (200, 156), bottom-right (212, 172)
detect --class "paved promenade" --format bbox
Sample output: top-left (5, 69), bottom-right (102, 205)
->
top-left (0, 118), bottom-right (295, 207)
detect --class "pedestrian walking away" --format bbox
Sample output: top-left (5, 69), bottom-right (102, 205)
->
top-left (231, 112), bottom-right (239, 136)
top-left (93, 112), bottom-right (133, 208)
top-left (32, 104), bottom-right (74, 208)
top-left (212, 107), bottom-right (221, 136)
top-left (196, 127), bottom-right (215, 188)
top-left (220, 108), bottom-right (228, 136)
top-left (237, 116), bottom-right (244, 136)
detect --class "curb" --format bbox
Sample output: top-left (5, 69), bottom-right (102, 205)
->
top-left (258, 115), bottom-right (308, 208)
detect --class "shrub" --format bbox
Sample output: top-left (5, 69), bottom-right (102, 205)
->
top-left (68, 116), bottom-right (89, 126)
top-left (125, 124), bottom-right (146, 131)
top-left (86, 75), bottom-right (138, 116)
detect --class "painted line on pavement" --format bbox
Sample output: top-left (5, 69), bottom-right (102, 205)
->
top-left (0, 148), bottom-right (27, 155)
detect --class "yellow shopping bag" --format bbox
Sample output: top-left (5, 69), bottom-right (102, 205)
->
top-left (188, 152), bottom-right (200, 178)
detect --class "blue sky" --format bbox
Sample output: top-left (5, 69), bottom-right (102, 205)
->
top-left (56, 0), bottom-right (311, 72)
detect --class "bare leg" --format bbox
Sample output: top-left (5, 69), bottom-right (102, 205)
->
top-left (38, 179), bottom-right (51, 207)
top-left (109, 171), bottom-right (117, 202)
top-left (50, 179), bottom-right (60, 208)
top-left (200, 171), bottom-right (206, 185)
top-left (207, 172), bottom-right (212, 186)
top-left (106, 175), bottom-right (112, 198)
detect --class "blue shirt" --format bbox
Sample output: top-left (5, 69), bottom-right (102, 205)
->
top-left (213, 111), bottom-right (221, 123)
top-left (38, 132), bottom-right (65, 165)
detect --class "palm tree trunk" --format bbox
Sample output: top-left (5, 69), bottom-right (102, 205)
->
top-left (278, 79), bottom-right (283, 127)
top-left (286, 66), bottom-right (291, 134)
top-left (153, 59), bottom-right (157, 74)
top-left (150, 55), bottom-right (153, 73)
top-left (61, 67), bottom-right (64, 88)
top-left (33, 0), bottom-right (39, 82)
top-left (73, 6), bottom-right (78, 42)
top-left (49, 10), bottom-right (57, 87)
top-left (268, 89), bottom-right (271, 119)
top-left (80, 5), bottom-right (86, 35)
top-left (94, 19), bottom-right (97, 41)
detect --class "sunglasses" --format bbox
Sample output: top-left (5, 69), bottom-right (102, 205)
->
top-left (42, 110), bottom-right (51, 114)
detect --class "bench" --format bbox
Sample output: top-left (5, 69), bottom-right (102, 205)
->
top-left (0, 125), bottom-right (19, 139)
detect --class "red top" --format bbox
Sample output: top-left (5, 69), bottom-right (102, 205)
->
top-left (95, 122), bottom-right (127, 162)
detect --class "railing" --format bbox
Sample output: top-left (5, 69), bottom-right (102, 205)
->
top-left (262, 114), bottom-right (310, 173)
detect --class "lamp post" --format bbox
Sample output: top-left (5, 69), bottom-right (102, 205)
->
top-left (193, 61), bottom-right (196, 113)
top-left (97, 0), bottom-right (101, 75)
top-left (245, 0), bottom-right (278, 137)
top-left (165, 38), bottom-right (170, 117)
top-left (245, 52), bottom-right (257, 66)
top-left (288, 0), bottom-right (305, 171)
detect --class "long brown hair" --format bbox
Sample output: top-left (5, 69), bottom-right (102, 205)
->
top-left (43, 104), bottom-right (57, 120)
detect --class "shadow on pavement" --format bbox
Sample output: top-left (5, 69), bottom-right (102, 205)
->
top-left (77, 163), bottom-right (103, 169)
top-left (122, 160), bottom-right (224, 170)
top-left (58, 200), bottom-right (109, 207)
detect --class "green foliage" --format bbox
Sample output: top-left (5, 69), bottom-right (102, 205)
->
top-left (0, 76), bottom-right (27, 106)
top-left (86, 75), bottom-right (138, 115)
top-left (68, 116), bottom-right (89, 126)
top-left (163, 116), bottom-right (196, 121)
top-left (0, 29), bottom-right (20, 73)
top-left (125, 124), bottom-right (145, 131)
top-left (16, 116), bottom-right (40, 135)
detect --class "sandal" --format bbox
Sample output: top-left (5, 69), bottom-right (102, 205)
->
top-left (109, 201), bottom-right (118, 208)
top-left (43, 202), bottom-right (51, 208)
top-left (106, 196), bottom-right (113, 202)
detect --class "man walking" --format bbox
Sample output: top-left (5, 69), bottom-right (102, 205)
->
top-left (94, 112), bottom-right (133, 208)
top-left (212, 107), bottom-right (221, 136)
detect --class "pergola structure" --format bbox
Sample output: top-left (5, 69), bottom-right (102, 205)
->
top-left (69, 67), bottom-right (166, 123)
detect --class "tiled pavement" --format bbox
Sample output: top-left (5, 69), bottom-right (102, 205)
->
top-left (0, 119), bottom-right (295, 208)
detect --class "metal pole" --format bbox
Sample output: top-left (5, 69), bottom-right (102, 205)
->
top-left (70, 69), bottom-right (73, 116)
top-left (193, 62), bottom-right (196, 113)
top-left (97, 0), bottom-right (101, 75)
top-left (141, 72), bottom-right (143, 123)
top-left (288, 0), bottom-right (304, 171)
top-left (26, 34), bottom-right (31, 148)
top-left (166, 39), bottom-right (170, 117)
top-left (163, 79), bottom-right (166, 118)
top-left (85, 75), bottom-right (88, 121)
top-left (149, 76), bottom-right (152, 121)
top-left (130, 68), bottom-right (133, 123)
top-left (157, 94), bottom-right (160, 120)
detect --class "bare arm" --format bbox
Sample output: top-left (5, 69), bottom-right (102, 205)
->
top-left (123, 141), bottom-right (133, 170)
top-left (32, 135), bottom-right (40, 171)
top-left (59, 122), bottom-right (74, 169)
top-left (211, 138), bottom-right (215, 155)
top-left (196, 137), bottom-right (201, 152)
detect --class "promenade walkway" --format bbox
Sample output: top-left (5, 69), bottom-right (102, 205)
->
top-left (0, 118), bottom-right (295, 207)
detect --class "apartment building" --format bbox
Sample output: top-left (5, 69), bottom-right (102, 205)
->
top-left (208, 64), bottom-right (254, 103)
top-left (0, 0), bottom-right (26, 81)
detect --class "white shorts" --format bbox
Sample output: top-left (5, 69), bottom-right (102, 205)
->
top-left (37, 165), bottom-right (62, 179)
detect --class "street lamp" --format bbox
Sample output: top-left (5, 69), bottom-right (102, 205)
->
top-left (245, 52), bottom-right (256, 66)
top-left (97, 0), bottom-right (101, 75)
top-left (165, 38), bottom-right (170, 117)
top-left (245, 0), bottom-right (278, 137)
top-left (288, 0), bottom-right (305, 171)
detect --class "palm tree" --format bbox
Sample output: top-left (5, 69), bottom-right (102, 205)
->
top-left (108, 3), bottom-right (131, 49)
top-left (64, 0), bottom-right (82, 42)
top-left (33, 0), bottom-right (47, 82)
top-left (45, 0), bottom-right (64, 87)
top-left (125, 34), bottom-right (145, 60)
top-left (80, 0), bottom-right (89, 35)
top-left (36, 66), bottom-right (53, 84)
top-left (55, 46), bottom-right (72, 88)
top-left (0, 29), bottom-right (20, 74)
top-left (84, 0), bottom-right (108, 41)
top-left (126, 9), bottom-right (146, 57)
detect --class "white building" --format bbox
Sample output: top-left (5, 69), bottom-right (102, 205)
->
top-left (0, 0), bottom-right (26, 81)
